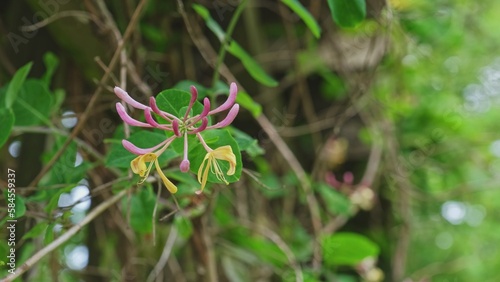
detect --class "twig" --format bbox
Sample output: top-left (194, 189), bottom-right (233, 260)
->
top-left (1, 189), bottom-right (128, 282)
top-left (20, 11), bottom-right (101, 32)
top-left (28, 0), bottom-right (149, 188)
top-left (12, 126), bottom-right (105, 165)
top-left (146, 227), bottom-right (178, 282)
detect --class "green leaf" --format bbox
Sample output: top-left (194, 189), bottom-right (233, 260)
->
top-left (43, 185), bottom-right (74, 213)
top-left (0, 108), bottom-right (14, 148)
top-left (4, 79), bottom-right (53, 126)
top-left (4, 190), bottom-right (26, 219)
top-left (236, 91), bottom-right (262, 118)
top-left (192, 4), bottom-right (278, 87)
top-left (5, 62), bottom-right (32, 108)
top-left (127, 187), bottom-right (156, 234)
top-left (281, 0), bottom-right (321, 38)
top-left (21, 223), bottom-right (48, 241)
top-left (316, 183), bottom-right (352, 215)
top-left (14, 195), bottom-right (26, 218)
top-left (156, 89), bottom-right (204, 119)
top-left (44, 223), bottom-right (55, 245)
top-left (227, 126), bottom-right (264, 157)
top-left (226, 42), bottom-right (278, 87)
top-left (174, 214), bottom-right (193, 239)
top-left (322, 232), bottom-right (379, 266)
top-left (189, 129), bottom-right (242, 186)
top-left (192, 4), bottom-right (225, 41)
top-left (42, 138), bottom-right (91, 185)
top-left (42, 52), bottom-right (59, 86)
top-left (327, 0), bottom-right (366, 28)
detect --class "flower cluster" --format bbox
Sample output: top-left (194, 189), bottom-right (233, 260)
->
top-left (114, 83), bottom-right (239, 194)
top-left (325, 171), bottom-right (374, 210)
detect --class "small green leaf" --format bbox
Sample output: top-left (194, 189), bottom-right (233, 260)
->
top-left (14, 195), bottom-right (26, 218)
top-left (5, 62), bottom-right (32, 108)
top-left (44, 223), bottom-right (55, 245)
top-left (322, 232), bottom-right (379, 266)
top-left (0, 108), bottom-right (14, 148)
top-left (42, 52), bottom-right (59, 86)
top-left (192, 4), bottom-right (225, 41)
top-left (281, 0), bottom-right (321, 38)
top-left (174, 214), bottom-right (193, 239)
top-left (327, 0), bottom-right (366, 28)
top-left (316, 183), bottom-right (352, 215)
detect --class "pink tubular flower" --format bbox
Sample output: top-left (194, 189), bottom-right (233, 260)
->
top-left (114, 83), bottom-right (240, 193)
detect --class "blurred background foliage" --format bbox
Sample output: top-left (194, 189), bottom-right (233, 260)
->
top-left (1, 0), bottom-right (500, 281)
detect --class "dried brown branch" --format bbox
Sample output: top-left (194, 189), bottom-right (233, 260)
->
top-left (28, 0), bottom-right (149, 188)
top-left (1, 189), bottom-right (128, 282)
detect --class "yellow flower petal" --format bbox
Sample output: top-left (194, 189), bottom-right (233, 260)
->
top-left (196, 145), bottom-right (237, 192)
top-left (155, 158), bottom-right (178, 194)
top-left (197, 154), bottom-right (211, 192)
top-left (212, 145), bottom-right (236, 175)
top-left (130, 155), bottom-right (145, 175)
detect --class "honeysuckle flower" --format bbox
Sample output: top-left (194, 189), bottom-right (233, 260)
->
top-left (114, 82), bottom-right (240, 193)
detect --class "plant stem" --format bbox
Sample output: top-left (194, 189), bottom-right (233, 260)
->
top-left (211, 0), bottom-right (248, 87)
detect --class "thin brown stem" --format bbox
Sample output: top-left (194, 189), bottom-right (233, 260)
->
top-left (28, 0), bottom-right (149, 188)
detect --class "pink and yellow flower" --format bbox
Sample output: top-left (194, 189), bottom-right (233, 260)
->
top-left (114, 83), bottom-right (240, 193)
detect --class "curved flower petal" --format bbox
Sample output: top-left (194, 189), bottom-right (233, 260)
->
top-left (197, 153), bottom-right (211, 193)
top-left (144, 108), bottom-right (172, 130)
top-left (172, 119), bottom-right (181, 136)
top-left (122, 139), bottom-right (171, 155)
top-left (189, 117), bottom-right (208, 134)
top-left (186, 97), bottom-right (211, 126)
top-left (209, 82), bottom-right (237, 115)
top-left (116, 103), bottom-right (152, 127)
top-left (211, 145), bottom-right (236, 175)
top-left (183, 85), bottom-right (198, 120)
top-left (149, 96), bottom-right (177, 122)
top-left (206, 104), bottom-right (239, 129)
top-left (114, 87), bottom-right (148, 110)
top-left (155, 158), bottom-right (178, 193)
top-left (131, 153), bottom-right (156, 179)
